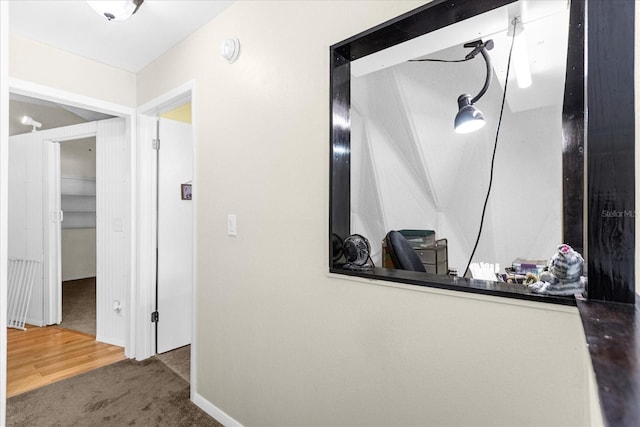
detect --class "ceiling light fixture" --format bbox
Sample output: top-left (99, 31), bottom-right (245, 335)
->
top-left (87, 0), bottom-right (144, 21)
top-left (454, 39), bottom-right (494, 134)
top-left (21, 116), bottom-right (42, 132)
top-left (511, 17), bottom-right (532, 89)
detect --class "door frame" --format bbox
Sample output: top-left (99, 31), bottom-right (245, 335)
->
top-left (135, 81), bottom-right (196, 378)
top-left (7, 78), bottom-right (137, 356)
top-left (42, 122), bottom-right (99, 326)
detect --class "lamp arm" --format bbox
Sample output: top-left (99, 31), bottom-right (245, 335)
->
top-left (470, 46), bottom-right (492, 104)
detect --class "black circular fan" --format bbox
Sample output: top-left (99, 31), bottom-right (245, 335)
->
top-left (342, 234), bottom-right (374, 271)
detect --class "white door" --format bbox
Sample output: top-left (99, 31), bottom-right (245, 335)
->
top-left (156, 118), bottom-right (194, 353)
top-left (8, 131), bottom-right (46, 326)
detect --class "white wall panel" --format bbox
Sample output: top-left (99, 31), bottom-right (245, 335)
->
top-left (96, 118), bottom-right (130, 346)
top-left (61, 228), bottom-right (96, 281)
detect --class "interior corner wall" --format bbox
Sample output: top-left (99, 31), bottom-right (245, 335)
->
top-left (137, 1), bottom-right (591, 426)
top-left (9, 34), bottom-right (136, 107)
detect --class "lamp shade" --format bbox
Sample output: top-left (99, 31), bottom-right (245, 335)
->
top-left (454, 94), bottom-right (485, 134)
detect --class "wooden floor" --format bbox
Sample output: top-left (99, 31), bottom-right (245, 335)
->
top-left (7, 325), bottom-right (126, 397)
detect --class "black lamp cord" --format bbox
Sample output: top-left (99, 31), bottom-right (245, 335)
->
top-left (462, 21), bottom-right (518, 278)
top-left (410, 58), bottom-right (473, 63)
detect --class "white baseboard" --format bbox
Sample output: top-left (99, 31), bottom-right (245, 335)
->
top-left (192, 392), bottom-right (243, 427)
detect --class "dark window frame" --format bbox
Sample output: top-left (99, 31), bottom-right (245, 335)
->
top-left (329, 0), bottom-right (635, 304)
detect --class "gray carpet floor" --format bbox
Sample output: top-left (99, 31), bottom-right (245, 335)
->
top-left (6, 357), bottom-right (221, 427)
top-left (9, 278), bottom-right (207, 425)
top-left (59, 278), bottom-right (96, 336)
top-left (157, 345), bottom-right (191, 383)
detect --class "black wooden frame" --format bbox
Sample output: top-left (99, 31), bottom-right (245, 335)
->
top-left (329, 0), bottom-right (635, 304)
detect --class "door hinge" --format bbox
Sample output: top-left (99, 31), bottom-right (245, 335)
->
top-left (151, 311), bottom-right (159, 323)
top-left (152, 139), bottom-right (160, 150)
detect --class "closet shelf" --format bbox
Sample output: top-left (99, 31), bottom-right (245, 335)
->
top-left (61, 177), bottom-right (96, 229)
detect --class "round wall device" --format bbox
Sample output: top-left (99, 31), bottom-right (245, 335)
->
top-left (220, 38), bottom-right (240, 63)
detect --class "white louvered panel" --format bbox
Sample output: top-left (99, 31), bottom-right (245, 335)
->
top-left (96, 118), bottom-right (130, 346)
top-left (8, 132), bottom-right (45, 326)
top-left (42, 141), bottom-right (61, 324)
top-left (33, 121), bottom-right (98, 324)
top-left (38, 122), bottom-right (98, 324)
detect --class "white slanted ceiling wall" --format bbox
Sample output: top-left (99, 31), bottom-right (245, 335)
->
top-left (137, 1), bottom-right (598, 426)
top-left (351, 59), bottom-right (563, 271)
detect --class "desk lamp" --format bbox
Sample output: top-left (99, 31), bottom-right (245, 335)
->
top-left (454, 39), bottom-right (494, 134)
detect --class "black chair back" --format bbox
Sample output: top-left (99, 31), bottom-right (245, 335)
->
top-left (386, 231), bottom-right (426, 272)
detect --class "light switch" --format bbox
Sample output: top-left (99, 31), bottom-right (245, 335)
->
top-left (227, 214), bottom-right (237, 236)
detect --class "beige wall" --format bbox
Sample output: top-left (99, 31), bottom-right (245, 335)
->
top-left (9, 34), bottom-right (136, 107)
top-left (138, 1), bottom-right (591, 425)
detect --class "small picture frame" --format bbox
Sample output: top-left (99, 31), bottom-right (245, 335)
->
top-left (181, 183), bottom-right (192, 200)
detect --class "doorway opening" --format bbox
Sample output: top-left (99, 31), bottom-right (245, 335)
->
top-left (59, 137), bottom-right (97, 336)
top-left (6, 87), bottom-right (132, 396)
top-left (137, 82), bottom-right (195, 386)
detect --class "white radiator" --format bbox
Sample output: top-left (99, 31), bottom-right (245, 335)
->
top-left (7, 258), bottom-right (39, 330)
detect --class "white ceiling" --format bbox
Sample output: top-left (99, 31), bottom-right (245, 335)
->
top-left (9, 0), bottom-right (234, 73)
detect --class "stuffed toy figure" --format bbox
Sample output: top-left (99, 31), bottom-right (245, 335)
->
top-left (528, 244), bottom-right (585, 296)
